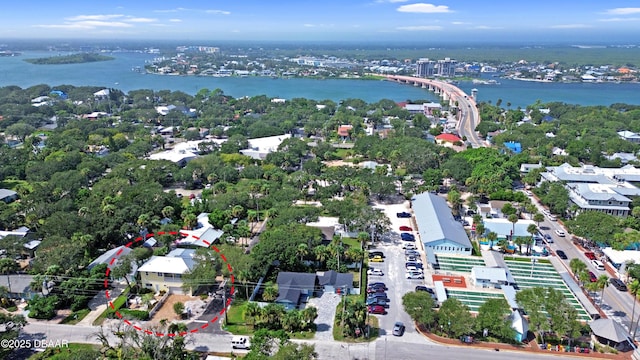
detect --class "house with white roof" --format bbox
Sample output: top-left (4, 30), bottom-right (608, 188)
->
top-left (138, 248), bottom-right (198, 294)
top-left (470, 266), bottom-right (514, 289)
top-left (618, 130), bottom-right (640, 144)
top-left (178, 213), bottom-right (224, 247)
top-left (240, 133), bottom-right (292, 160)
top-left (412, 192), bottom-right (472, 256)
top-left (540, 163), bottom-right (640, 217)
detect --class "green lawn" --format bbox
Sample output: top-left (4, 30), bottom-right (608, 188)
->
top-left (332, 295), bottom-right (378, 342)
top-left (223, 300), bottom-right (251, 334)
top-left (60, 308), bottom-right (90, 325)
top-left (93, 287), bottom-right (130, 325)
top-left (29, 343), bottom-right (100, 359)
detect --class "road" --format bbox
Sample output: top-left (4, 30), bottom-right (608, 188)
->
top-left (20, 321), bottom-right (582, 360)
top-left (385, 75), bottom-right (484, 148)
top-left (528, 192), bottom-right (640, 341)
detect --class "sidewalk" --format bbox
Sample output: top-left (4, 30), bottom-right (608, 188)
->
top-left (77, 304), bottom-right (107, 326)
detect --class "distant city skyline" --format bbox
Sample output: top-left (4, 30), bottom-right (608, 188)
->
top-left (2, 1), bottom-right (640, 44)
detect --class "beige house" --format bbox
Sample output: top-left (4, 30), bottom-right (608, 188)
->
top-left (138, 248), bottom-right (196, 295)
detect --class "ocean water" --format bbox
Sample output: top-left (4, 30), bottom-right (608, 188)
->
top-left (1, 51), bottom-right (638, 108)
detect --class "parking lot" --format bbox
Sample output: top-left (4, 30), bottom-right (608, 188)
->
top-left (367, 202), bottom-right (430, 338)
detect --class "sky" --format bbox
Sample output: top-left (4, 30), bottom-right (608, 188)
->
top-left (2, 1), bottom-right (640, 44)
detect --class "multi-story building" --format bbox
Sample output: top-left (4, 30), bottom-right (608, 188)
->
top-left (539, 163), bottom-right (640, 217)
top-left (416, 57), bottom-right (457, 77)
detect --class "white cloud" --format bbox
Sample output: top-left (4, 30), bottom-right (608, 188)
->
top-left (205, 10), bottom-right (231, 15)
top-left (125, 17), bottom-right (157, 23)
top-left (605, 7), bottom-right (640, 15)
top-left (397, 3), bottom-right (451, 13)
top-left (451, 21), bottom-right (469, 25)
top-left (473, 25), bottom-right (502, 30)
top-left (66, 14), bottom-right (124, 21)
top-left (169, 19), bottom-right (182, 22)
top-left (304, 24), bottom-right (315, 27)
top-left (549, 24), bottom-right (592, 29)
top-left (73, 20), bottom-right (133, 28)
top-left (598, 17), bottom-right (640, 22)
top-left (396, 25), bottom-right (443, 31)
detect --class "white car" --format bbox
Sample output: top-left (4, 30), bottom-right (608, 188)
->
top-left (555, 229), bottom-right (566, 237)
top-left (406, 271), bottom-right (424, 279)
top-left (367, 268), bottom-right (384, 276)
top-left (402, 243), bottom-right (417, 250)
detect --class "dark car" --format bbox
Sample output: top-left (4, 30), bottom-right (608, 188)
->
top-left (366, 297), bottom-right (389, 308)
top-left (401, 233), bottom-right (415, 241)
top-left (589, 271), bottom-right (597, 282)
top-left (406, 261), bottom-right (423, 270)
top-left (368, 282), bottom-right (387, 290)
top-left (415, 286), bottom-right (434, 294)
top-left (396, 212), bottom-right (412, 218)
top-left (367, 293), bottom-right (390, 302)
top-left (556, 250), bottom-right (568, 260)
top-left (399, 226), bottom-right (413, 232)
top-left (392, 322), bottom-right (406, 336)
top-left (368, 305), bottom-right (386, 314)
top-left (610, 278), bottom-right (628, 292)
top-left (367, 287), bottom-right (386, 294)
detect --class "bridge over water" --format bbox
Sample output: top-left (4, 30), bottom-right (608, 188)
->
top-left (386, 75), bottom-right (484, 148)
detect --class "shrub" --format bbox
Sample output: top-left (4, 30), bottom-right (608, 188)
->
top-left (119, 309), bottom-right (149, 320)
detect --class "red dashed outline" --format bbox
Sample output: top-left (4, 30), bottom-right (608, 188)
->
top-left (104, 231), bottom-right (234, 337)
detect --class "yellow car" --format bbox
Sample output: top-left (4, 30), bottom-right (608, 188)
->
top-left (370, 255), bottom-right (384, 262)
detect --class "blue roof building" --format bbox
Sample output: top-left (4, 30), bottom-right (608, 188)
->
top-left (412, 192), bottom-right (472, 256)
top-left (504, 141), bottom-right (522, 154)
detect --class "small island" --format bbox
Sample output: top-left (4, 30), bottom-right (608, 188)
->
top-left (24, 52), bottom-right (114, 65)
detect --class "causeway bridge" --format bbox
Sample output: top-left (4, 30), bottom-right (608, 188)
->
top-left (386, 75), bottom-right (484, 148)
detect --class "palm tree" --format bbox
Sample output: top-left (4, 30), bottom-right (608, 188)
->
top-left (296, 243), bottom-right (309, 264)
top-left (569, 258), bottom-right (588, 282)
top-left (301, 306), bottom-right (318, 330)
top-left (629, 280), bottom-right (640, 338)
top-left (487, 231), bottom-right (498, 250)
top-left (533, 213), bottom-right (544, 228)
top-left (245, 301), bottom-right (262, 329)
top-left (161, 206), bottom-right (175, 219)
top-left (596, 274), bottom-right (609, 306)
top-left (262, 285), bottom-right (278, 302)
top-left (314, 245), bottom-right (329, 265)
top-left (527, 224), bottom-right (538, 255)
top-left (507, 214), bottom-right (519, 241)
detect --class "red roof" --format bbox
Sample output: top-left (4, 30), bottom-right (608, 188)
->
top-left (337, 125), bottom-right (353, 137)
top-left (435, 133), bottom-right (462, 143)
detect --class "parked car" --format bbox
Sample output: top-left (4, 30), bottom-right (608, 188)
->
top-left (402, 243), bottom-right (417, 250)
top-left (367, 286), bottom-right (386, 294)
top-left (406, 261), bottom-right (423, 270)
top-left (610, 278), bottom-right (628, 292)
top-left (367, 305), bottom-right (386, 314)
top-left (367, 293), bottom-right (390, 302)
top-left (401, 233), bottom-right (415, 241)
top-left (591, 260), bottom-right (605, 271)
top-left (396, 212), bottom-right (412, 218)
top-left (368, 251), bottom-right (384, 259)
top-left (415, 286), bottom-right (434, 294)
top-left (543, 233), bottom-right (554, 243)
top-left (406, 271), bottom-right (425, 279)
top-left (367, 268), bottom-right (384, 276)
top-left (399, 226), bottom-right (413, 232)
top-left (368, 282), bottom-right (387, 290)
top-left (555, 229), bottom-right (566, 237)
top-left (556, 250), bottom-right (568, 260)
top-left (370, 255), bottom-right (384, 262)
top-left (366, 297), bottom-right (389, 308)
top-left (405, 250), bottom-right (419, 257)
top-left (392, 322), bottom-right (406, 336)
top-left (406, 255), bottom-right (418, 262)
top-left (584, 251), bottom-right (596, 260)
top-left (589, 271), bottom-right (597, 282)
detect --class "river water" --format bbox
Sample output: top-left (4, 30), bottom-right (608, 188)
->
top-left (1, 51), bottom-right (638, 108)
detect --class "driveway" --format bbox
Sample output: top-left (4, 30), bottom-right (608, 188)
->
top-left (308, 292), bottom-right (341, 340)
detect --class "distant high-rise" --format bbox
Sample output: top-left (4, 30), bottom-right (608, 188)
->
top-left (416, 58), bottom-right (436, 77)
top-left (416, 57), bottom-right (457, 78)
top-left (437, 58), bottom-right (457, 77)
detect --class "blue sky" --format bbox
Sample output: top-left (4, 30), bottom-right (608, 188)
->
top-left (2, 1), bottom-right (640, 43)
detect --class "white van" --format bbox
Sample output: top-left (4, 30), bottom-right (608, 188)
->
top-left (591, 260), bottom-right (605, 271)
top-left (231, 336), bottom-right (250, 349)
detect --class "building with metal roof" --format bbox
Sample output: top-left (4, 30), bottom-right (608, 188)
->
top-left (412, 192), bottom-right (472, 255)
